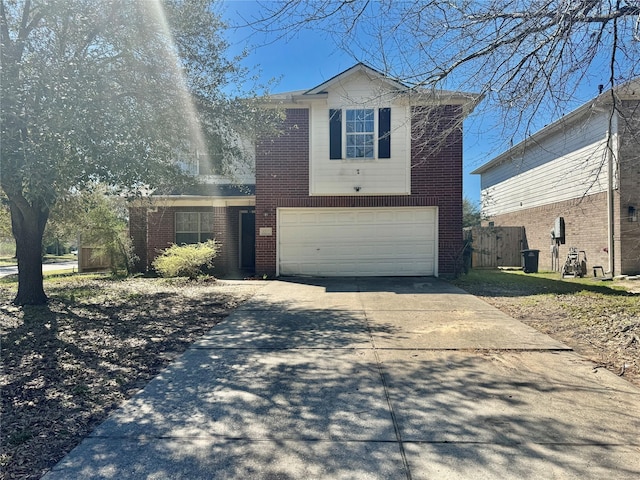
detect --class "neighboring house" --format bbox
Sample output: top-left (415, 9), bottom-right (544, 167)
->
top-left (130, 63), bottom-right (480, 277)
top-left (473, 81), bottom-right (640, 276)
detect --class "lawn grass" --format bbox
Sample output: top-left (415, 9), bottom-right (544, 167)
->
top-left (451, 268), bottom-right (640, 387)
top-left (0, 272), bottom-right (108, 298)
top-left (0, 256), bottom-right (17, 266)
top-left (452, 268), bottom-right (631, 297)
top-left (452, 269), bottom-right (640, 325)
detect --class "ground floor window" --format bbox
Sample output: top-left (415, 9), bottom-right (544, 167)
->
top-left (175, 212), bottom-right (214, 244)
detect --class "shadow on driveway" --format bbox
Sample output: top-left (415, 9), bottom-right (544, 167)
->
top-left (43, 277), bottom-right (640, 479)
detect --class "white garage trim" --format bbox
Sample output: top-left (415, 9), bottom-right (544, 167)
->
top-left (277, 207), bottom-right (438, 277)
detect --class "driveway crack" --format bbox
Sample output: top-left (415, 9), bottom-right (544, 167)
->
top-left (357, 279), bottom-right (412, 480)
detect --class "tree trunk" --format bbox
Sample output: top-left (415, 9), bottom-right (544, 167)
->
top-left (10, 201), bottom-right (49, 306)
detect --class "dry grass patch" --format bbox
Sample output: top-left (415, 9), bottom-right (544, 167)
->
top-left (453, 270), bottom-right (640, 387)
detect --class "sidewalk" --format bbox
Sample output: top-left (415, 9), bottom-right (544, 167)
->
top-left (43, 278), bottom-right (640, 479)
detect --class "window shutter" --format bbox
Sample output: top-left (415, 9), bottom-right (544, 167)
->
top-left (329, 109), bottom-right (342, 159)
top-left (378, 108), bottom-right (391, 158)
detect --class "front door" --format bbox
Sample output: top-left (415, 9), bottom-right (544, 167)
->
top-left (239, 210), bottom-right (256, 272)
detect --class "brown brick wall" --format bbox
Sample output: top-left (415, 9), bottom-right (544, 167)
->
top-left (146, 207), bottom-right (175, 268)
top-left (486, 192), bottom-right (620, 274)
top-left (618, 100), bottom-right (640, 274)
top-left (255, 109), bottom-right (311, 276)
top-left (130, 205), bottom-right (239, 275)
top-left (412, 106), bottom-right (464, 275)
top-left (255, 105), bottom-right (464, 277)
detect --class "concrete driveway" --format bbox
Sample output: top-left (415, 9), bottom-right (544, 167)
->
top-left (43, 277), bottom-right (640, 479)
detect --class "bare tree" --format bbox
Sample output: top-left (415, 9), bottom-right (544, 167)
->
top-left (249, 0), bottom-right (640, 142)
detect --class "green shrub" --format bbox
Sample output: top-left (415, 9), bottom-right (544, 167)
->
top-left (152, 240), bottom-right (220, 280)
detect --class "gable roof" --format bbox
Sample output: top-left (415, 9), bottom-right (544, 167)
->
top-left (263, 63), bottom-right (482, 114)
top-left (472, 78), bottom-right (640, 175)
top-left (305, 62), bottom-right (408, 95)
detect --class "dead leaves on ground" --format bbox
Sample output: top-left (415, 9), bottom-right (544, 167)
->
top-left (0, 278), bottom-right (256, 480)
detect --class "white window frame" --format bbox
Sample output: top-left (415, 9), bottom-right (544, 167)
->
top-left (344, 108), bottom-right (376, 159)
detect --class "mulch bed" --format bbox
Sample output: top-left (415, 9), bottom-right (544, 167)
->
top-left (0, 277), bottom-right (260, 480)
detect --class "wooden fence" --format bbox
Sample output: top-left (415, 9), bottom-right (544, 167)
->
top-left (78, 246), bottom-right (110, 273)
top-left (465, 226), bottom-right (525, 269)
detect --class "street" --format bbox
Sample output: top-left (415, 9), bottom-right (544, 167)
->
top-left (0, 261), bottom-right (78, 278)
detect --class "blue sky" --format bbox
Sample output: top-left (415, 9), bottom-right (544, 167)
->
top-left (218, 1), bottom-right (608, 203)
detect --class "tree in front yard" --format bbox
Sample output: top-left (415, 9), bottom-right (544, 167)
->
top-left (1, 0), bottom-right (261, 305)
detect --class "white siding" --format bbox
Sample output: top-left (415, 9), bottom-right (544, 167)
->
top-left (481, 111), bottom-right (616, 217)
top-left (278, 207), bottom-right (437, 276)
top-left (309, 71), bottom-right (411, 195)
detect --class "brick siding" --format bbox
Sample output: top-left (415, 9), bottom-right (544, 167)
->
top-left (129, 205), bottom-right (241, 276)
top-left (618, 100), bottom-right (640, 274)
top-left (255, 105), bottom-right (464, 277)
top-left (486, 192), bottom-right (615, 274)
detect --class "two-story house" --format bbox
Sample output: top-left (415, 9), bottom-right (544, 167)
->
top-left (129, 63), bottom-right (480, 278)
top-left (473, 81), bottom-right (640, 276)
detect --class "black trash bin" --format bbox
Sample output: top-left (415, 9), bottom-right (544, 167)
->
top-left (521, 249), bottom-right (540, 274)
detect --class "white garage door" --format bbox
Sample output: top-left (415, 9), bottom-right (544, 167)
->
top-left (278, 207), bottom-right (437, 276)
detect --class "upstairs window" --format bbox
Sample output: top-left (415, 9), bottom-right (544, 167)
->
top-left (175, 212), bottom-right (214, 244)
top-left (330, 107), bottom-right (391, 160)
top-left (177, 158), bottom-right (199, 176)
top-left (174, 142), bottom-right (201, 176)
top-left (346, 109), bottom-right (375, 158)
